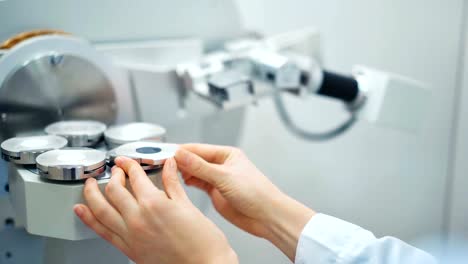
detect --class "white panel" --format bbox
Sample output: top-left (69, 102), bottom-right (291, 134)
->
top-left (449, 0), bottom-right (468, 248)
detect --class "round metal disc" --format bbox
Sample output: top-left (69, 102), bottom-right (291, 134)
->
top-left (45, 120), bottom-right (107, 147)
top-left (0, 35), bottom-right (117, 143)
top-left (107, 142), bottom-right (178, 170)
top-left (36, 148), bottom-right (106, 181)
top-left (104, 122), bottom-right (166, 148)
top-left (1, 135), bottom-right (68, 164)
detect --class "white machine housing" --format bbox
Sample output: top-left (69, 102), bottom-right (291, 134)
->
top-left (9, 167), bottom-right (163, 240)
top-left (353, 66), bottom-right (430, 132)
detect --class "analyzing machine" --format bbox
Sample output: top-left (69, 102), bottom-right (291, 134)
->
top-left (0, 1), bottom-right (430, 264)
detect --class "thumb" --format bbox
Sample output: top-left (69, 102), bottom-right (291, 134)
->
top-left (162, 158), bottom-right (188, 201)
top-left (175, 148), bottom-right (224, 186)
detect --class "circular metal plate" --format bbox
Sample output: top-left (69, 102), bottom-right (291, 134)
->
top-left (104, 122), bottom-right (166, 148)
top-left (0, 35), bottom-right (117, 143)
top-left (36, 148), bottom-right (106, 181)
top-left (45, 120), bottom-right (107, 147)
top-left (107, 142), bottom-right (178, 170)
top-left (1, 135), bottom-right (68, 164)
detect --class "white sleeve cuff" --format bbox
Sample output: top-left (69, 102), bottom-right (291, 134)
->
top-left (295, 213), bottom-right (376, 264)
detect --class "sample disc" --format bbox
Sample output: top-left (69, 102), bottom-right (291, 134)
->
top-left (45, 120), bottom-right (107, 147)
top-left (36, 148), bottom-right (106, 181)
top-left (107, 141), bottom-right (178, 170)
top-left (1, 135), bottom-right (68, 164)
top-left (104, 122), bottom-right (166, 148)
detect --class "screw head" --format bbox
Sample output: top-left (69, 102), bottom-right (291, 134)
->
top-left (50, 54), bottom-right (64, 66)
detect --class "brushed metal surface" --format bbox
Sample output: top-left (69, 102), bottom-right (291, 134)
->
top-left (0, 54), bottom-right (116, 142)
top-left (1, 135), bottom-right (68, 164)
top-left (45, 120), bottom-right (107, 147)
top-left (36, 148), bottom-right (106, 181)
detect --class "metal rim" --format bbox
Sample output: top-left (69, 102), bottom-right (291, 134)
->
top-left (38, 164), bottom-right (106, 181)
top-left (45, 121), bottom-right (107, 147)
top-left (36, 148), bottom-right (106, 181)
top-left (106, 156), bottom-right (163, 171)
top-left (1, 135), bottom-right (68, 164)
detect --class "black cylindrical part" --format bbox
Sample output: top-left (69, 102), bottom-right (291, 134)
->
top-left (317, 71), bottom-right (359, 103)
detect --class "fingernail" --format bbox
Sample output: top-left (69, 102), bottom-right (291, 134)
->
top-left (169, 158), bottom-right (176, 169)
top-left (111, 165), bottom-right (117, 171)
top-left (85, 178), bottom-right (96, 185)
top-left (114, 157), bottom-right (123, 165)
top-left (165, 158), bottom-right (172, 168)
top-left (176, 149), bottom-right (190, 166)
top-left (74, 206), bottom-right (84, 217)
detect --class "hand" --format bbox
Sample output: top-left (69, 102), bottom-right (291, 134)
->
top-left (175, 144), bottom-right (315, 261)
top-left (73, 156), bottom-right (238, 264)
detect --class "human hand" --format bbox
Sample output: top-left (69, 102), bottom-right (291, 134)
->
top-left (73, 156), bottom-right (238, 264)
top-left (175, 144), bottom-right (315, 260)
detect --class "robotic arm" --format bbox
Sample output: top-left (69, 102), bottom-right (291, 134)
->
top-left (177, 31), bottom-right (430, 140)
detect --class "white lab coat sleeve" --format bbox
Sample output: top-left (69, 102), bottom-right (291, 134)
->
top-left (295, 213), bottom-right (437, 264)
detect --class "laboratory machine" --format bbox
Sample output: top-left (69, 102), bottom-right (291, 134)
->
top-left (0, 1), bottom-right (430, 263)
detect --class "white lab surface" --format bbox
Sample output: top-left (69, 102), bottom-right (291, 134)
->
top-left (296, 214), bottom-right (436, 264)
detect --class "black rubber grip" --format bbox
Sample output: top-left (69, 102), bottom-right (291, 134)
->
top-left (317, 71), bottom-right (359, 103)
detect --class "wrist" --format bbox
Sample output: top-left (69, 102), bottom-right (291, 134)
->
top-left (263, 192), bottom-right (315, 261)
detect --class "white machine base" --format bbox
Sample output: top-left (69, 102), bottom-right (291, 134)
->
top-left (9, 166), bottom-right (163, 241)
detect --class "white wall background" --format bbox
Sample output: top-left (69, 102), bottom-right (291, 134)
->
top-left (202, 1), bottom-right (466, 263)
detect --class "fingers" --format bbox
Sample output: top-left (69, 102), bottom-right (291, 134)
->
top-left (175, 148), bottom-right (225, 186)
top-left (83, 178), bottom-right (129, 235)
top-left (181, 144), bottom-right (232, 164)
top-left (115, 156), bottom-right (159, 200)
top-left (74, 204), bottom-right (132, 259)
top-left (185, 177), bottom-right (213, 194)
top-left (162, 158), bottom-right (188, 201)
top-left (180, 166), bottom-right (213, 193)
top-left (106, 166), bottom-right (139, 219)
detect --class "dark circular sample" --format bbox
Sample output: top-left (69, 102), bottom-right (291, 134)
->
top-left (136, 147), bottom-right (162, 154)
